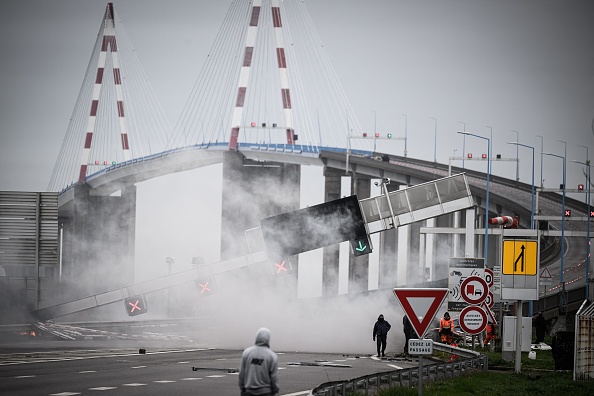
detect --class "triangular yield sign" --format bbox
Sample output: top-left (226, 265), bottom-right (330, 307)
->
top-left (393, 288), bottom-right (448, 338)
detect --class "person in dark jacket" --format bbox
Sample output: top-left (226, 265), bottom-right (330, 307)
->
top-left (402, 315), bottom-right (416, 354)
top-left (239, 327), bottom-right (279, 396)
top-left (373, 314), bottom-right (392, 357)
top-left (533, 312), bottom-right (546, 344)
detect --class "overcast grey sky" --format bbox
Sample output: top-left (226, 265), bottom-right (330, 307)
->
top-left (1, 0), bottom-right (593, 295)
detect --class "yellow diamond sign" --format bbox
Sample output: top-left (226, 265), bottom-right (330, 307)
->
top-left (502, 239), bottom-right (538, 275)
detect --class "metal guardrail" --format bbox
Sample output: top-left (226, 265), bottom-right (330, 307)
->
top-left (310, 342), bottom-right (488, 395)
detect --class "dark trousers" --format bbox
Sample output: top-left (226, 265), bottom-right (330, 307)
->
top-left (404, 334), bottom-right (411, 354)
top-left (376, 335), bottom-right (387, 355)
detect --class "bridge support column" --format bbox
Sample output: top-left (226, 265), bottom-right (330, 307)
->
top-left (220, 151), bottom-right (300, 297)
top-left (322, 168), bottom-right (342, 297)
top-left (433, 214), bottom-right (454, 281)
top-left (378, 183), bottom-right (400, 289)
top-left (60, 184), bottom-right (136, 299)
top-left (349, 175), bottom-right (371, 293)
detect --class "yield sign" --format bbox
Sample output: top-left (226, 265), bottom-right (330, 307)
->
top-left (393, 288), bottom-right (448, 338)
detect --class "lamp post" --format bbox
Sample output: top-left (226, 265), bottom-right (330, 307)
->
top-left (485, 126), bottom-right (493, 155)
top-left (571, 159), bottom-right (591, 300)
top-left (430, 117), bottom-right (437, 163)
top-left (371, 110), bottom-right (377, 153)
top-left (401, 113), bottom-right (408, 157)
top-left (458, 121), bottom-right (466, 169)
top-left (578, 144), bottom-right (589, 200)
top-left (458, 131), bottom-right (490, 264)
top-left (511, 130), bottom-right (520, 181)
top-left (543, 152), bottom-right (566, 313)
top-left (536, 135), bottom-right (544, 188)
top-left (508, 142), bottom-right (535, 229)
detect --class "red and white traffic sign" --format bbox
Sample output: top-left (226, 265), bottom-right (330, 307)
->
top-left (481, 301), bottom-right (497, 325)
top-left (540, 267), bottom-right (552, 279)
top-left (460, 275), bottom-right (489, 305)
top-left (393, 288), bottom-right (448, 339)
top-left (484, 268), bottom-right (494, 288)
top-left (485, 291), bottom-right (494, 308)
top-left (459, 305), bottom-right (488, 334)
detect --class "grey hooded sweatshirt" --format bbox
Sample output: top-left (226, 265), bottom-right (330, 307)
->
top-left (239, 327), bottom-right (279, 396)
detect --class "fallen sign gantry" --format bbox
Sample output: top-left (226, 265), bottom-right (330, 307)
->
top-left (33, 173), bottom-right (474, 320)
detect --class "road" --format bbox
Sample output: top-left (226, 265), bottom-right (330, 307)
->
top-left (0, 341), bottom-right (416, 396)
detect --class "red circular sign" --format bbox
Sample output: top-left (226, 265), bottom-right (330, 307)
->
top-left (485, 291), bottom-right (494, 308)
top-left (460, 275), bottom-right (489, 305)
top-left (484, 268), bottom-right (494, 288)
top-left (459, 305), bottom-right (488, 335)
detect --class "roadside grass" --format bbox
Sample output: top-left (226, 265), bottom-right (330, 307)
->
top-left (373, 336), bottom-right (594, 396)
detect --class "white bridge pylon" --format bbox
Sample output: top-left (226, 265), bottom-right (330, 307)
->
top-left (35, 173), bottom-right (474, 320)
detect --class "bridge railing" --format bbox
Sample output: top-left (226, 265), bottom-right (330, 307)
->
top-left (310, 342), bottom-right (488, 395)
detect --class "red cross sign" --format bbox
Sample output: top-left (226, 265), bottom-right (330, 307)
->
top-left (195, 278), bottom-right (217, 297)
top-left (272, 258), bottom-right (292, 277)
top-left (275, 261), bottom-right (288, 273)
top-left (198, 281), bottom-right (211, 294)
top-left (124, 296), bottom-right (147, 316)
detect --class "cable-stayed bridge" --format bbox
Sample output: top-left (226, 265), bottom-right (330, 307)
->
top-left (1, 2), bottom-right (590, 323)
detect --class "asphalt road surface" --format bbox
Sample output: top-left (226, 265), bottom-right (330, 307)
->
top-left (0, 341), bottom-right (417, 395)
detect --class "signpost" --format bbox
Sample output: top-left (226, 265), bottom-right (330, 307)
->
top-left (448, 258), bottom-right (484, 311)
top-left (393, 288), bottom-right (448, 396)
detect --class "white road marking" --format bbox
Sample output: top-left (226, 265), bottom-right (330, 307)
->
top-left (180, 377), bottom-right (202, 381)
top-left (130, 365), bottom-right (146, 369)
top-left (388, 364), bottom-right (403, 369)
top-left (153, 380), bottom-right (176, 383)
top-left (177, 361), bottom-right (190, 364)
top-left (78, 370), bottom-right (96, 373)
top-left (0, 348), bottom-right (210, 366)
top-left (282, 391), bottom-right (311, 396)
top-left (122, 383), bottom-right (146, 387)
top-left (50, 393), bottom-right (81, 396)
top-left (88, 387), bottom-right (116, 391)
top-left (206, 375), bottom-right (226, 378)
top-left (14, 375), bottom-right (36, 378)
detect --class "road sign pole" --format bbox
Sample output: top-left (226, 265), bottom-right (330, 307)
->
top-left (515, 299), bottom-right (522, 373)
top-left (418, 354), bottom-right (423, 396)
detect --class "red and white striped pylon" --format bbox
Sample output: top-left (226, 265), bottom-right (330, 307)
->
top-left (272, 0), bottom-right (295, 145)
top-left (78, 3), bottom-right (131, 182)
top-left (488, 216), bottom-right (516, 227)
top-left (229, 0), bottom-right (297, 150)
top-left (229, 0), bottom-right (262, 151)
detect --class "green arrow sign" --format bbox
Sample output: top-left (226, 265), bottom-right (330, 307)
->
top-left (356, 240), bottom-right (367, 252)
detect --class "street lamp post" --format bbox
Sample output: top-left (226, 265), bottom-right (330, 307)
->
top-left (509, 142), bottom-right (535, 229)
top-left (401, 113), bottom-right (408, 157)
top-left (458, 122), bottom-right (466, 169)
top-left (430, 117), bottom-right (437, 163)
top-left (371, 110), bottom-right (377, 153)
top-left (571, 159), bottom-right (591, 300)
top-left (511, 130), bottom-right (520, 181)
top-left (457, 131), bottom-right (490, 264)
top-left (543, 151), bottom-right (566, 313)
top-left (536, 135), bottom-right (544, 188)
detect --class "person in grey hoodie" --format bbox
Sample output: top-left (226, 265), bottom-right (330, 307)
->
top-left (239, 327), bottom-right (279, 396)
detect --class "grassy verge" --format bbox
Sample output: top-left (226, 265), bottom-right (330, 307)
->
top-left (374, 338), bottom-right (594, 396)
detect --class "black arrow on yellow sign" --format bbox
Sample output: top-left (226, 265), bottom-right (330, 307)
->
top-left (514, 245), bottom-right (525, 272)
